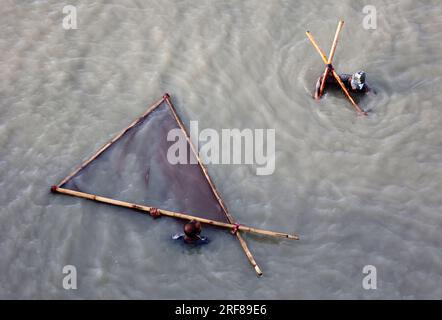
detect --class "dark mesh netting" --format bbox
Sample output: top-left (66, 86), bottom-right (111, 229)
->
top-left (61, 100), bottom-right (228, 223)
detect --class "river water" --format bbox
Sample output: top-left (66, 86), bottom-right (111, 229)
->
top-left (1, 0), bottom-right (442, 299)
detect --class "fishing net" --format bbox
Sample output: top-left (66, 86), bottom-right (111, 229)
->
top-left (59, 96), bottom-right (229, 224)
top-left (52, 94), bottom-right (291, 276)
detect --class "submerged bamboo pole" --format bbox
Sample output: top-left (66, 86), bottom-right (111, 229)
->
top-left (52, 187), bottom-right (300, 240)
top-left (163, 94), bottom-right (265, 276)
top-left (306, 31), bottom-right (367, 115)
top-left (318, 20), bottom-right (344, 98)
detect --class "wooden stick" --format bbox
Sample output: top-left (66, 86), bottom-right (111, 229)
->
top-left (163, 95), bottom-right (265, 276)
top-left (53, 187), bottom-right (300, 240)
top-left (306, 31), bottom-right (367, 115)
top-left (318, 20), bottom-right (344, 98)
top-left (331, 69), bottom-right (367, 116)
top-left (56, 96), bottom-right (166, 187)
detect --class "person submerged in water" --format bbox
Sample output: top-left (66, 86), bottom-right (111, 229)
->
top-left (172, 220), bottom-right (209, 245)
top-left (314, 70), bottom-right (374, 100)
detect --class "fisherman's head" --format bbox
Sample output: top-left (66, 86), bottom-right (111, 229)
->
top-left (350, 71), bottom-right (366, 90)
top-left (184, 220), bottom-right (201, 239)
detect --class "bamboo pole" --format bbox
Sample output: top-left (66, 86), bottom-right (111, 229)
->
top-left (56, 96), bottom-right (166, 187)
top-left (306, 31), bottom-right (367, 116)
top-left (331, 69), bottom-right (367, 115)
top-left (163, 94), bottom-right (265, 276)
top-left (318, 20), bottom-right (344, 98)
top-left (52, 187), bottom-right (300, 240)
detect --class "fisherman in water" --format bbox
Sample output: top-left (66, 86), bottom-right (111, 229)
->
top-left (314, 70), bottom-right (374, 100)
top-left (173, 220), bottom-right (209, 245)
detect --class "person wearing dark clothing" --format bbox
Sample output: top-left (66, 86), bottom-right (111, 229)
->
top-left (172, 220), bottom-right (209, 245)
top-left (314, 70), bottom-right (373, 99)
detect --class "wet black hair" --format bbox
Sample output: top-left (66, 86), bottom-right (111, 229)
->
top-left (184, 220), bottom-right (201, 237)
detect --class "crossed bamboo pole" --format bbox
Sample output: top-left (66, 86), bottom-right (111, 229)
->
top-left (318, 20), bottom-right (344, 98)
top-left (163, 95), bottom-right (265, 276)
top-left (306, 23), bottom-right (367, 116)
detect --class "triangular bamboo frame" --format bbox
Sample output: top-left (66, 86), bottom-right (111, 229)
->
top-left (51, 93), bottom-right (298, 277)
